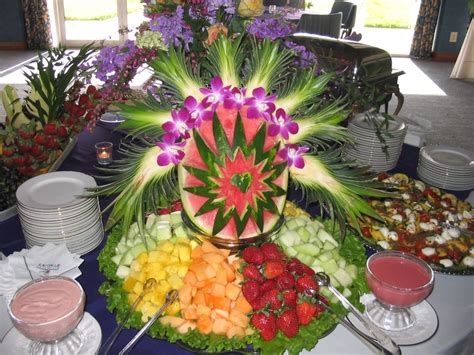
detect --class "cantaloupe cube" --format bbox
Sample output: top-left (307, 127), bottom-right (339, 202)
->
top-left (229, 309), bottom-right (249, 328)
top-left (176, 321), bottom-right (196, 334)
top-left (183, 271), bottom-right (197, 285)
top-left (202, 252), bottom-right (226, 264)
top-left (214, 309), bottom-right (230, 320)
top-left (132, 281), bottom-right (144, 295)
top-left (191, 246), bottom-right (203, 259)
top-left (123, 277), bottom-right (138, 293)
top-left (136, 252), bottom-right (149, 265)
top-left (226, 326), bottom-right (245, 339)
top-left (160, 316), bottom-right (186, 328)
top-left (193, 290), bottom-right (206, 305)
top-left (215, 268), bottom-right (228, 285)
top-left (179, 284), bottom-right (193, 306)
top-left (168, 274), bottom-right (184, 290)
top-left (210, 296), bottom-right (231, 312)
top-left (225, 283), bottom-right (241, 301)
top-left (220, 262), bottom-right (236, 282)
top-left (211, 283), bottom-right (226, 298)
top-left (204, 264), bottom-right (217, 279)
top-left (201, 240), bottom-right (220, 254)
top-left (189, 262), bottom-right (209, 281)
top-left (234, 295), bottom-right (252, 314)
top-left (183, 305), bottom-right (198, 320)
top-left (212, 318), bottom-right (231, 336)
top-left (234, 273), bottom-right (243, 284)
top-left (165, 300), bottom-right (180, 315)
top-left (195, 279), bottom-right (212, 289)
top-left (196, 304), bottom-right (211, 317)
top-left (196, 315), bottom-right (212, 335)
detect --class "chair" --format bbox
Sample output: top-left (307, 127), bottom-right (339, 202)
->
top-left (295, 13), bottom-right (342, 38)
top-left (330, 1), bottom-right (357, 37)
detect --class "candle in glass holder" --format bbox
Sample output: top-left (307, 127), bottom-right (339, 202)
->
top-left (95, 141), bottom-right (113, 165)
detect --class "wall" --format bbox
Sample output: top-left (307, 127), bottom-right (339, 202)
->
top-left (433, 0), bottom-right (470, 59)
top-left (0, 0), bottom-right (26, 49)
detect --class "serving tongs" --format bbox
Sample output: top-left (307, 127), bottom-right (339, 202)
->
top-left (118, 289), bottom-right (179, 355)
top-left (308, 272), bottom-right (400, 355)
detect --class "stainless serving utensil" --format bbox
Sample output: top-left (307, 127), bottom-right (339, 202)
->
top-left (99, 278), bottom-right (157, 355)
top-left (310, 272), bottom-right (400, 355)
top-left (118, 289), bottom-right (179, 355)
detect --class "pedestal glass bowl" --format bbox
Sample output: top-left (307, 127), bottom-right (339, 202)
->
top-left (365, 250), bottom-right (434, 331)
top-left (8, 276), bottom-right (86, 355)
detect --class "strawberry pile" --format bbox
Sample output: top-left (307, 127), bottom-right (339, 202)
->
top-left (240, 243), bottom-right (326, 341)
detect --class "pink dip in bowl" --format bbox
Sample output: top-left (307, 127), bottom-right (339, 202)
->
top-left (9, 277), bottom-right (85, 342)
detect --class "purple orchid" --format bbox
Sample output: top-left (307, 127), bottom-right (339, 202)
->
top-left (184, 96), bottom-right (213, 127)
top-left (200, 77), bottom-right (230, 108)
top-left (162, 108), bottom-right (195, 141)
top-left (279, 144), bottom-right (309, 169)
top-left (244, 87), bottom-right (276, 120)
top-left (224, 87), bottom-right (246, 110)
top-left (156, 136), bottom-right (186, 166)
top-left (267, 108), bottom-right (299, 140)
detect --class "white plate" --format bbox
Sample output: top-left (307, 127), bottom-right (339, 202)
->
top-left (347, 300), bottom-right (438, 346)
top-left (421, 145), bottom-right (474, 170)
top-left (16, 172), bottom-right (97, 210)
top-left (0, 312), bottom-right (101, 355)
top-left (349, 114), bottom-right (407, 133)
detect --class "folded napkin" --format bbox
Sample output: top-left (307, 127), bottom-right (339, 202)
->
top-left (0, 243), bottom-right (83, 341)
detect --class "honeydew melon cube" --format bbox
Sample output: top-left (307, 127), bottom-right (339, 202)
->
top-left (311, 265), bottom-right (324, 273)
top-left (338, 259), bottom-right (347, 268)
top-left (333, 268), bottom-right (352, 288)
top-left (319, 286), bottom-right (332, 299)
top-left (146, 214), bottom-right (158, 229)
top-left (294, 217), bottom-right (308, 227)
top-left (157, 214), bottom-right (171, 222)
top-left (330, 250), bottom-right (341, 261)
top-left (297, 226), bottom-right (311, 242)
top-left (311, 258), bottom-right (322, 266)
top-left (329, 275), bottom-right (340, 288)
top-left (293, 243), bottom-right (320, 257)
top-left (170, 211), bottom-right (182, 226)
top-left (323, 241), bottom-right (336, 251)
top-left (127, 223), bottom-right (139, 238)
top-left (111, 255), bottom-right (122, 265)
top-left (279, 225), bottom-right (288, 233)
top-left (321, 259), bottom-right (338, 274)
top-left (285, 218), bottom-right (300, 231)
top-left (346, 264), bottom-right (358, 280)
top-left (126, 238), bottom-right (135, 247)
top-left (279, 230), bottom-right (299, 247)
top-left (305, 224), bottom-right (319, 237)
top-left (116, 243), bottom-right (128, 255)
top-left (145, 238), bottom-right (157, 251)
top-left (317, 229), bottom-right (339, 247)
top-left (119, 251), bottom-right (134, 266)
top-left (285, 246), bottom-right (298, 257)
top-left (130, 243), bottom-right (147, 258)
top-left (116, 265), bottom-right (130, 279)
top-left (154, 225), bottom-right (173, 241)
top-left (173, 225), bottom-right (187, 239)
top-left (298, 254), bottom-right (315, 266)
top-left (343, 288), bottom-right (352, 298)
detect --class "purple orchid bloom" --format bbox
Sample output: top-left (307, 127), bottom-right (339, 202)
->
top-left (162, 108), bottom-right (195, 141)
top-left (156, 136), bottom-right (186, 166)
top-left (184, 96), bottom-right (213, 127)
top-left (199, 77), bottom-right (230, 108)
top-left (224, 87), bottom-right (246, 110)
top-left (244, 87), bottom-right (276, 120)
top-left (278, 144), bottom-right (309, 169)
top-left (267, 108), bottom-right (299, 140)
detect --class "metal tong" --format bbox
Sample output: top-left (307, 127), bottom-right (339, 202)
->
top-left (311, 272), bottom-right (401, 355)
top-left (118, 289), bottom-right (179, 355)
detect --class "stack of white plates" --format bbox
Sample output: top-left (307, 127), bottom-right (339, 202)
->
top-left (417, 145), bottom-right (474, 191)
top-left (343, 114), bottom-right (408, 172)
top-left (16, 171), bottom-right (103, 255)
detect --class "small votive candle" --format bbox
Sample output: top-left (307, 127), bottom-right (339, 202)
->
top-left (95, 141), bottom-right (113, 165)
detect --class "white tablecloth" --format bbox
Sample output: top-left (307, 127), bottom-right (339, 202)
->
top-left (304, 273), bottom-right (474, 354)
top-left (451, 19), bottom-right (474, 79)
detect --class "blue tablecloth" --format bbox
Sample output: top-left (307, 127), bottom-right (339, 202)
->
top-left (0, 123), bottom-right (470, 354)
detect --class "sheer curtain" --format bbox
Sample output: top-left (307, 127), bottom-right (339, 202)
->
top-left (21, 0), bottom-right (53, 49)
top-left (409, 0), bottom-right (442, 59)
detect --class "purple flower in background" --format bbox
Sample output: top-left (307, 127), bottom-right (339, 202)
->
top-left (247, 18), bottom-right (293, 41)
top-left (267, 108), bottom-right (299, 140)
top-left (244, 87), bottom-right (276, 120)
top-left (162, 108), bottom-right (195, 141)
top-left (93, 40), bottom-right (139, 83)
top-left (200, 77), bottom-right (230, 108)
top-left (156, 137), bottom-right (186, 166)
top-left (149, 6), bottom-right (193, 49)
top-left (224, 87), bottom-right (246, 109)
top-left (184, 96), bottom-right (213, 126)
top-left (279, 144), bottom-right (309, 169)
top-left (284, 41), bottom-right (318, 68)
top-left (205, 0), bottom-right (235, 18)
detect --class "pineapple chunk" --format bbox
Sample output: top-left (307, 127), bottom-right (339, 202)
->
top-left (168, 274), bottom-right (184, 290)
top-left (130, 261), bottom-right (142, 272)
top-left (149, 269), bottom-right (167, 281)
top-left (165, 300), bottom-right (180, 315)
top-left (123, 277), bottom-right (138, 293)
top-left (171, 246), bottom-right (180, 258)
top-left (176, 265), bottom-right (189, 278)
top-left (143, 262), bottom-right (163, 274)
top-left (132, 281), bottom-right (144, 295)
top-left (151, 292), bottom-right (166, 306)
top-left (129, 271), bottom-right (146, 283)
top-left (158, 279), bottom-right (172, 294)
top-left (178, 245), bottom-right (191, 262)
top-left (158, 240), bottom-right (175, 254)
top-left (148, 250), bottom-right (170, 264)
top-left (136, 252), bottom-right (149, 265)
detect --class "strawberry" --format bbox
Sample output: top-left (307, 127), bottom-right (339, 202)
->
top-left (277, 309), bottom-right (300, 338)
top-left (260, 279), bottom-right (278, 293)
top-left (18, 127), bottom-right (34, 139)
top-left (277, 271), bottom-right (295, 290)
top-left (242, 264), bottom-right (264, 282)
top-left (263, 260), bottom-right (285, 279)
top-left (43, 123), bottom-right (57, 135)
top-left (260, 242), bottom-right (282, 261)
top-left (30, 144), bottom-right (44, 157)
top-left (34, 133), bottom-right (48, 145)
top-left (93, 91), bottom-right (102, 99)
top-left (242, 280), bottom-right (260, 302)
top-left (252, 312), bottom-right (277, 341)
top-left (76, 107), bottom-right (86, 117)
top-left (295, 275), bottom-right (319, 295)
top-left (86, 85), bottom-right (97, 95)
top-left (16, 140), bottom-right (32, 153)
top-left (296, 301), bottom-right (316, 325)
top-left (300, 263), bottom-right (315, 276)
top-left (286, 258), bottom-right (304, 274)
top-left (85, 110), bottom-right (96, 121)
top-left (78, 94), bottom-right (91, 107)
top-left (250, 297), bottom-right (265, 311)
top-left (260, 288), bottom-right (282, 310)
top-left (282, 289), bottom-right (297, 308)
top-left (57, 125), bottom-right (68, 138)
top-left (242, 246), bottom-right (264, 265)
top-left (2, 145), bottom-right (15, 157)
top-left (156, 208), bottom-right (171, 215)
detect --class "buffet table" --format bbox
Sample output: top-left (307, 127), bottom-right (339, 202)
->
top-left (1, 122), bottom-right (473, 354)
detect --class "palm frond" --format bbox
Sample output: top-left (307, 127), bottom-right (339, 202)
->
top-left (89, 143), bottom-right (179, 239)
top-left (244, 39), bottom-right (295, 94)
top-left (289, 151), bottom-right (394, 235)
top-left (275, 72), bottom-right (333, 115)
top-left (204, 35), bottom-right (245, 87)
top-left (149, 47), bottom-right (203, 100)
